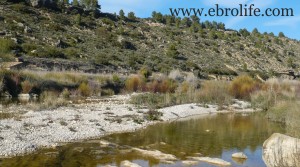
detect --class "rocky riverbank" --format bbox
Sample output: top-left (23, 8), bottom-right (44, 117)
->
top-left (0, 94), bottom-right (255, 157)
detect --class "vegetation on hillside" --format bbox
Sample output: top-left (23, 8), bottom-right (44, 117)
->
top-left (0, 0), bottom-right (299, 78)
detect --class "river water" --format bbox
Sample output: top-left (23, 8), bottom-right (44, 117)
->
top-left (0, 113), bottom-right (286, 167)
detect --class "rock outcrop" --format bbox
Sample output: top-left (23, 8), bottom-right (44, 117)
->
top-left (263, 133), bottom-right (300, 167)
top-left (26, 0), bottom-right (54, 7)
top-left (232, 152), bottom-right (247, 159)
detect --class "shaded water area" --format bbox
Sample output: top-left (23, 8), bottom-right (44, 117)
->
top-left (0, 113), bottom-right (286, 167)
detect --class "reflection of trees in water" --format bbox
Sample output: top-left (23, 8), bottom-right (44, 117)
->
top-left (0, 113), bottom-right (285, 166)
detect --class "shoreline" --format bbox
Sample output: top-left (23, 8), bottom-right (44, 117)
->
top-left (0, 94), bottom-right (256, 158)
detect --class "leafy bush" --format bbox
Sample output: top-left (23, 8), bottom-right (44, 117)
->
top-left (22, 43), bottom-right (38, 53)
top-left (32, 47), bottom-right (66, 59)
top-left (145, 109), bottom-right (163, 121)
top-left (0, 38), bottom-right (17, 53)
top-left (0, 53), bottom-right (15, 61)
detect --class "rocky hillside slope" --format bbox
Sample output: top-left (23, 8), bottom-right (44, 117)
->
top-left (1, 0), bottom-right (300, 79)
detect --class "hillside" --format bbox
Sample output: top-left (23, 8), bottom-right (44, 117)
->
top-left (1, 0), bottom-right (300, 79)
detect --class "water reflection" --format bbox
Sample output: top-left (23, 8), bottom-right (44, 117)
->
top-left (0, 113), bottom-right (285, 167)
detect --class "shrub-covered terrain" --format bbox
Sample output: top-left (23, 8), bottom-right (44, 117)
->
top-left (0, 0), bottom-right (300, 78)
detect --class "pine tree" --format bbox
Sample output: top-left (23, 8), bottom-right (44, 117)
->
top-left (119, 9), bottom-right (125, 20)
top-left (128, 12), bottom-right (136, 20)
top-left (73, 0), bottom-right (79, 6)
top-left (278, 32), bottom-right (285, 38)
top-left (75, 14), bottom-right (81, 25)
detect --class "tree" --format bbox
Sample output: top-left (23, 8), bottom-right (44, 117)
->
top-left (175, 17), bottom-right (181, 28)
top-left (181, 17), bottom-right (192, 27)
top-left (128, 12), bottom-right (136, 20)
top-left (218, 22), bottom-right (225, 30)
top-left (252, 28), bottom-right (259, 35)
top-left (278, 32), bottom-right (285, 38)
top-left (287, 57), bottom-right (295, 68)
top-left (152, 12), bottom-right (163, 23)
top-left (166, 44), bottom-right (179, 58)
top-left (239, 28), bottom-right (250, 37)
top-left (209, 29), bottom-right (218, 39)
top-left (81, 0), bottom-right (100, 11)
top-left (190, 15), bottom-right (200, 24)
top-left (119, 9), bottom-right (125, 20)
top-left (72, 0), bottom-right (79, 6)
top-left (75, 14), bottom-right (81, 25)
top-left (204, 21), bottom-right (212, 29)
top-left (165, 15), bottom-right (175, 26)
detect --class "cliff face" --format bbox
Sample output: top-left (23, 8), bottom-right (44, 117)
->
top-left (1, 1), bottom-right (300, 78)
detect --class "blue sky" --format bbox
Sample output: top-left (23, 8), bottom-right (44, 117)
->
top-left (100, 0), bottom-right (300, 40)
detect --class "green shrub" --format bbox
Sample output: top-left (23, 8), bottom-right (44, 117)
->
top-left (145, 109), bottom-right (163, 121)
top-left (0, 53), bottom-right (15, 62)
top-left (32, 47), bottom-right (66, 59)
top-left (0, 38), bottom-right (17, 53)
top-left (22, 43), bottom-right (38, 53)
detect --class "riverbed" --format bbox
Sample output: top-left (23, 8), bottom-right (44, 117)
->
top-left (0, 113), bottom-right (285, 167)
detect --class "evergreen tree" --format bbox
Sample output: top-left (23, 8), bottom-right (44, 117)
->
top-left (152, 12), bottom-right (163, 23)
top-left (119, 9), bottom-right (125, 20)
top-left (190, 15), bottom-right (200, 24)
top-left (128, 12), bottom-right (136, 20)
top-left (252, 28), bottom-right (259, 35)
top-left (166, 44), bottom-right (179, 58)
top-left (278, 32), bottom-right (285, 38)
top-left (81, 0), bottom-right (100, 11)
top-left (75, 14), bottom-right (81, 25)
top-left (72, 0), bottom-right (79, 6)
top-left (175, 17), bottom-right (181, 28)
top-left (165, 15), bottom-right (175, 26)
top-left (181, 17), bottom-right (192, 27)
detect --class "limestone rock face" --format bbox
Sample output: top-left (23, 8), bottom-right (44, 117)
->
top-left (263, 133), bottom-right (300, 167)
top-left (27, 0), bottom-right (54, 7)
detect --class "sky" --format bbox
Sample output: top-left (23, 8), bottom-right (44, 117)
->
top-left (100, 0), bottom-right (300, 40)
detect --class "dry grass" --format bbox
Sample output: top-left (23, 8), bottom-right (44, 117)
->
top-left (196, 80), bottom-right (232, 106)
top-left (21, 80), bottom-right (34, 93)
top-left (229, 75), bottom-right (260, 99)
top-left (78, 82), bottom-right (91, 97)
top-left (125, 75), bottom-right (146, 92)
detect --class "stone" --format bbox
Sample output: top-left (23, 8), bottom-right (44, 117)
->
top-left (182, 160), bottom-right (199, 166)
top-left (28, 0), bottom-right (54, 8)
top-left (132, 148), bottom-right (177, 161)
top-left (191, 157), bottom-right (231, 166)
top-left (120, 160), bottom-right (141, 167)
top-left (24, 26), bottom-right (32, 33)
top-left (232, 152), bottom-right (247, 159)
top-left (263, 133), bottom-right (300, 167)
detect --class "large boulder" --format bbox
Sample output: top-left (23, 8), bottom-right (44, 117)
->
top-left (263, 133), bottom-right (300, 167)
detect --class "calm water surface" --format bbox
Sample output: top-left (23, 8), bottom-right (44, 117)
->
top-left (0, 113), bottom-right (286, 167)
